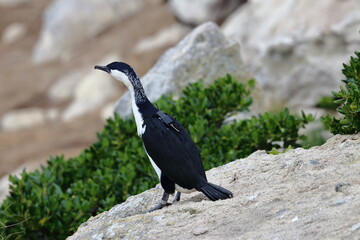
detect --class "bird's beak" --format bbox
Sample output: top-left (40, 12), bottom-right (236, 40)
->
top-left (94, 65), bottom-right (110, 74)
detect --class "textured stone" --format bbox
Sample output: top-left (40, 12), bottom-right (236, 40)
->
top-left (67, 134), bottom-right (360, 240)
top-left (168, 0), bottom-right (244, 26)
top-left (115, 22), bottom-right (251, 117)
top-left (32, 0), bottom-right (161, 63)
top-left (222, 0), bottom-right (360, 110)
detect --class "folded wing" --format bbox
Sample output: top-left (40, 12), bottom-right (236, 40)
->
top-left (141, 115), bottom-right (207, 190)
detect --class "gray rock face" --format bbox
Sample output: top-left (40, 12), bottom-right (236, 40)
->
top-left (32, 0), bottom-right (161, 63)
top-left (115, 22), bottom-right (251, 117)
top-left (222, 0), bottom-right (360, 110)
top-left (169, 0), bottom-right (244, 26)
top-left (67, 134), bottom-right (360, 240)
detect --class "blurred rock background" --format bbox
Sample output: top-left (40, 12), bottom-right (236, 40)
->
top-left (0, 0), bottom-right (359, 202)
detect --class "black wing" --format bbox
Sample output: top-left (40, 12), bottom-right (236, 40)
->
top-left (141, 114), bottom-right (207, 190)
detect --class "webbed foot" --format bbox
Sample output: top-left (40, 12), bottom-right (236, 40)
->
top-left (148, 192), bottom-right (171, 213)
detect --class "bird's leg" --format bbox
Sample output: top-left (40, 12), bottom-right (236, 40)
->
top-left (172, 191), bottom-right (181, 204)
top-left (148, 191), bottom-right (171, 212)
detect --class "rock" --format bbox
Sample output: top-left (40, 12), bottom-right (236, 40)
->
top-left (1, 22), bottom-right (26, 44)
top-left (222, 0), bottom-right (360, 111)
top-left (133, 23), bottom-right (191, 53)
top-left (61, 55), bottom-right (121, 121)
top-left (193, 227), bottom-right (209, 236)
top-left (335, 183), bottom-right (351, 193)
top-left (115, 22), bottom-right (251, 117)
top-left (48, 71), bottom-right (86, 103)
top-left (0, 0), bottom-right (27, 7)
top-left (32, 0), bottom-right (161, 63)
top-left (168, 0), bottom-right (244, 26)
top-left (350, 222), bottom-right (360, 233)
top-left (67, 134), bottom-right (360, 240)
top-left (61, 71), bottom-right (119, 122)
top-left (1, 108), bottom-right (59, 131)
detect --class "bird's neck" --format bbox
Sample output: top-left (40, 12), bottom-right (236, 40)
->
top-left (127, 77), bottom-right (148, 105)
top-left (128, 79), bottom-right (157, 135)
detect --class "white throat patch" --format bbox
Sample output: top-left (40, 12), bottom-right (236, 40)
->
top-left (110, 69), bottom-right (132, 89)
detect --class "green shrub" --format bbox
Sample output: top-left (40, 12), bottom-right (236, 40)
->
top-left (322, 51), bottom-right (360, 134)
top-left (0, 75), bottom-right (312, 240)
top-left (316, 96), bottom-right (338, 110)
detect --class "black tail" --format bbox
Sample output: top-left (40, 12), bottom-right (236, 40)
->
top-left (200, 182), bottom-right (233, 201)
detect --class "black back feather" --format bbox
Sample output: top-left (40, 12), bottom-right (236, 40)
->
top-left (141, 113), bottom-right (207, 190)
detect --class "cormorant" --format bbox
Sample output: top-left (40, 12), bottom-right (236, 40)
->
top-left (95, 62), bottom-right (233, 211)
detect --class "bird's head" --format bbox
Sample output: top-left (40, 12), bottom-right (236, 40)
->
top-left (94, 62), bottom-right (139, 89)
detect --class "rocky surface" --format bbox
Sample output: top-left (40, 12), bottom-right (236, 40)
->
top-left (115, 22), bottom-right (251, 117)
top-left (67, 134), bottom-right (360, 240)
top-left (32, 0), bottom-right (161, 63)
top-left (222, 0), bottom-right (360, 110)
top-left (169, 0), bottom-right (244, 26)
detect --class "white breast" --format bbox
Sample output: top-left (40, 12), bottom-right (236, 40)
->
top-left (144, 148), bottom-right (161, 179)
top-left (175, 184), bottom-right (195, 193)
top-left (131, 100), bottom-right (146, 136)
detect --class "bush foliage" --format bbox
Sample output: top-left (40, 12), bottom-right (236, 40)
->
top-left (322, 51), bottom-right (360, 134)
top-left (0, 75), bottom-right (312, 240)
top-left (316, 96), bottom-right (338, 110)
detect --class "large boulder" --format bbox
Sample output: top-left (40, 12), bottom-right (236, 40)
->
top-left (168, 0), bottom-right (245, 26)
top-left (222, 0), bottom-right (360, 110)
top-left (67, 134), bottom-right (360, 239)
top-left (115, 22), bottom-right (251, 117)
top-left (32, 0), bottom-right (161, 63)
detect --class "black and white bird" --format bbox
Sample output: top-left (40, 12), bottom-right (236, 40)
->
top-left (95, 62), bottom-right (233, 212)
